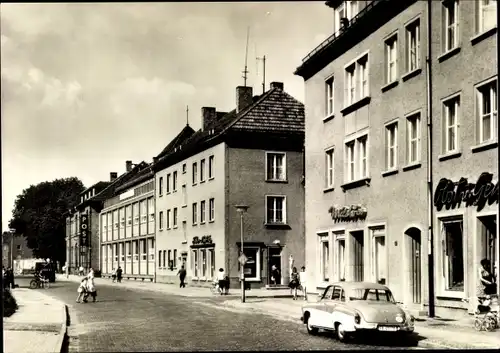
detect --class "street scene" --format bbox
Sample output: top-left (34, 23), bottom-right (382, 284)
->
top-left (2, 1), bottom-right (499, 352)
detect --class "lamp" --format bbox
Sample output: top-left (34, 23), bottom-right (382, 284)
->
top-left (235, 204), bottom-right (249, 303)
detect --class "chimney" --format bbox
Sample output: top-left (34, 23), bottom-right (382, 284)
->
top-left (126, 160), bottom-right (133, 172)
top-left (201, 107), bottom-right (217, 131)
top-left (110, 172), bottom-right (118, 181)
top-left (270, 82), bottom-right (284, 90)
top-left (236, 86), bottom-right (253, 113)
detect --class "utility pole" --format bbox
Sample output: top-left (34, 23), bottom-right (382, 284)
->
top-left (256, 55), bottom-right (266, 94)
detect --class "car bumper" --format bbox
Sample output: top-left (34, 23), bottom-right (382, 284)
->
top-left (354, 323), bottom-right (415, 333)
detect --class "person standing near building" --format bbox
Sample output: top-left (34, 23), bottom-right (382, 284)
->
top-left (177, 265), bottom-right (187, 288)
top-left (79, 266), bottom-right (84, 276)
top-left (299, 266), bottom-right (308, 301)
top-left (116, 266), bottom-right (122, 283)
top-left (288, 267), bottom-right (300, 300)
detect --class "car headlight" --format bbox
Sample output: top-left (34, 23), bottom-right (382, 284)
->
top-left (396, 313), bottom-right (405, 323)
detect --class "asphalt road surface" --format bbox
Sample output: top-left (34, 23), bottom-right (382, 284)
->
top-left (14, 276), bottom-right (423, 351)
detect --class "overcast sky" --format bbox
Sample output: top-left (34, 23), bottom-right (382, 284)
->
top-left (1, 2), bottom-right (332, 231)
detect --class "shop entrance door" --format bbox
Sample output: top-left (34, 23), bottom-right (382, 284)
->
top-left (268, 247), bottom-right (282, 285)
top-left (405, 227), bottom-right (421, 304)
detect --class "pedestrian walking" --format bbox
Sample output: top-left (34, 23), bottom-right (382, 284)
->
top-left (111, 268), bottom-right (117, 282)
top-left (76, 278), bottom-right (88, 303)
top-left (288, 267), bottom-right (300, 300)
top-left (84, 268), bottom-right (97, 302)
top-left (216, 268), bottom-right (229, 295)
top-left (177, 265), bottom-right (187, 288)
top-left (116, 266), bottom-right (123, 283)
top-left (299, 266), bottom-right (308, 301)
top-left (270, 265), bottom-right (280, 285)
top-left (79, 266), bottom-right (84, 276)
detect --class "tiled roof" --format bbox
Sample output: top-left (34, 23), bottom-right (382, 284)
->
top-left (156, 125), bottom-right (196, 159)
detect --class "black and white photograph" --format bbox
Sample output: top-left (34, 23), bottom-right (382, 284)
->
top-left (2, 1), bottom-right (499, 352)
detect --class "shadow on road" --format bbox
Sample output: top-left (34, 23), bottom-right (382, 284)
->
top-left (313, 330), bottom-right (425, 348)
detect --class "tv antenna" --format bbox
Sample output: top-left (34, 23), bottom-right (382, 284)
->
top-left (256, 55), bottom-right (266, 94)
top-left (186, 105), bottom-right (189, 126)
top-left (242, 27), bottom-right (250, 86)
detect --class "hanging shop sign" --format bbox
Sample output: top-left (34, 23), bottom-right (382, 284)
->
top-left (192, 235), bottom-right (213, 246)
top-left (79, 213), bottom-right (89, 247)
top-left (328, 205), bottom-right (367, 222)
top-left (434, 172), bottom-right (499, 212)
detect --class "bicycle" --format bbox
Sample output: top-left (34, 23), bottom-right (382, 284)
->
top-left (210, 281), bottom-right (221, 295)
top-left (29, 275), bottom-right (50, 289)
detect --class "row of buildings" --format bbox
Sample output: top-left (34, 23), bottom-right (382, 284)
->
top-left (65, 0), bottom-right (498, 319)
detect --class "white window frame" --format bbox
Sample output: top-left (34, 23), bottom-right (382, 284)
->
top-left (265, 152), bottom-right (287, 181)
top-left (359, 55), bottom-right (369, 98)
top-left (442, 94), bottom-right (460, 154)
top-left (385, 120), bottom-right (398, 171)
top-left (358, 135), bottom-right (368, 179)
top-left (192, 162), bottom-right (198, 185)
top-left (126, 205), bottom-right (132, 226)
top-left (208, 248), bottom-right (215, 279)
top-left (370, 226), bottom-right (388, 285)
top-left (477, 0), bottom-right (497, 34)
top-left (159, 211), bottom-right (164, 230)
top-left (208, 155), bottom-right (214, 179)
top-left (173, 171), bottom-right (177, 192)
top-left (200, 200), bottom-right (206, 224)
top-left (265, 195), bottom-right (287, 224)
top-left (406, 112), bottom-right (421, 164)
top-left (345, 140), bottom-right (356, 182)
top-left (443, 0), bottom-right (460, 52)
top-left (325, 76), bottom-right (334, 117)
top-left (148, 198), bottom-right (155, 222)
top-left (192, 203), bottom-right (198, 225)
top-left (344, 52), bottom-right (369, 107)
top-left (173, 208), bottom-right (178, 228)
top-left (439, 215), bottom-right (466, 296)
top-left (192, 249), bottom-right (199, 278)
top-left (345, 64), bottom-right (357, 106)
top-left (325, 147), bottom-right (335, 188)
top-left (476, 79), bottom-right (498, 144)
top-left (133, 203), bottom-right (139, 225)
top-left (159, 177), bottom-right (163, 196)
top-left (406, 18), bottom-right (420, 72)
top-left (166, 209), bottom-right (171, 229)
top-left (385, 34), bottom-right (398, 84)
top-left (241, 246), bottom-right (261, 281)
top-left (209, 198), bottom-right (215, 222)
top-left (200, 159), bottom-right (206, 182)
top-left (344, 132), bottom-right (369, 182)
top-left (334, 1), bottom-right (358, 32)
top-left (319, 234), bottom-right (330, 282)
top-left (333, 231), bottom-right (346, 282)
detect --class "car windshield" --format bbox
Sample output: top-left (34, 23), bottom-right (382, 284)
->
top-left (348, 288), bottom-right (395, 303)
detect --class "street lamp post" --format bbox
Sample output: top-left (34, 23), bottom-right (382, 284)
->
top-left (235, 204), bottom-right (249, 303)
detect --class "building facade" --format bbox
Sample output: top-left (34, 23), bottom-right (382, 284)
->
top-left (154, 82), bottom-right (305, 288)
top-left (99, 162), bottom-right (156, 280)
top-left (2, 231), bottom-right (34, 271)
top-left (296, 0), bottom-right (498, 318)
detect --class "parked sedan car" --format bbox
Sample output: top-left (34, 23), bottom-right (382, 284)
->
top-left (301, 282), bottom-right (415, 342)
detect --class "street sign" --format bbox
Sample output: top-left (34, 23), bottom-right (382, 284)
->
top-left (80, 214), bottom-right (89, 247)
top-left (238, 254), bottom-right (248, 265)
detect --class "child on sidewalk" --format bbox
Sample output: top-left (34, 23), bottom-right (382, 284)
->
top-left (76, 278), bottom-right (88, 303)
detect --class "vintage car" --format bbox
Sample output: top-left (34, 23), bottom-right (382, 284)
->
top-left (300, 282), bottom-right (415, 342)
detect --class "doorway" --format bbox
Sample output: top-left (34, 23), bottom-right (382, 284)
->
top-left (405, 227), bottom-right (421, 304)
top-left (268, 247), bottom-right (282, 285)
top-left (351, 231), bottom-right (364, 282)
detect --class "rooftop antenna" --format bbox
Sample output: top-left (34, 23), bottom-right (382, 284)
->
top-left (256, 55), bottom-right (266, 94)
top-left (186, 105), bottom-right (189, 126)
top-left (242, 26), bottom-right (250, 87)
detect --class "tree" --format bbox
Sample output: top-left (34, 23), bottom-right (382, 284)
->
top-left (8, 177), bottom-right (85, 264)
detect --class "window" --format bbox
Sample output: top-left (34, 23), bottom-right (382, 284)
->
top-left (358, 136), bottom-right (368, 178)
top-left (148, 198), bottom-right (154, 222)
top-left (443, 0), bottom-right (460, 52)
top-left (182, 163), bottom-right (187, 174)
top-left (371, 227), bottom-right (387, 285)
top-left (385, 122), bottom-right (398, 170)
top-left (406, 19), bottom-right (420, 72)
top-left (126, 242), bottom-right (131, 260)
top-left (200, 159), bottom-right (206, 182)
top-left (209, 248), bottom-right (215, 279)
top-left (192, 162), bottom-right (198, 184)
top-left (120, 243), bottom-right (124, 262)
top-left (385, 35), bottom-right (398, 83)
top-left (479, 215), bottom-right (497, 269)
top-left (168, 250), bottom-right (172, 269)
top-left (346, 141), bottom-right (355, 182)
top-left (114, 243), bottom-right (118, 262)
top-left (192, 203), bottom-right (198, 225)
top-left (344, 134), bottom-right (369, 182)
top-left (141, 239), bottom-right (147, 261)
top-left (266, 196), bottom-right (286, 224)
top-left (266, 152), bottom-right (286, 181)
top-left (344, 54), bottom-right (369, 106)
top-left (182, 185), bottom-right (187, 206)
top-left (241, 247), bottom-right (260, 280)
top-left (173, 249), bottom-right (177, 268)
top-left (133, 241), bottom-right (138, 260)
top-left (126, 205), bottom-right (132, 226)
top-left (208, 155), bottom-right (214, 179)
top-left (199, 200), bottom-right (206, 223)
top-left (325, 148), bottom-right (334, 188)
top-left (173, 208), bottom-right (178, 228)
top-left (406, 113), bottom-right (421, 164)
top-left (209, 198), bottom-right (215, 222)
top-left (159, 211), bottom-right (164, 230)
top-left (442, 218), bottom-right (464, 292)
top-left (133, 203), bottom-right (139, 225)
top-left (113, 210), bottom-right (119, 230)
top-left (159, 177), bottom-right (163, 196)
top-left (319, 235), bottom-right (329, 282)
top-left (336, 236), bottom-right (346, 282)
top-left (158, 250), bottom-right (162, 267)
top-left (325, 77), bottom-right (334, 117)
top-left (166, 209), bottom-right (171, 229)
top-left (192, 249), bottom-right (198, 277)
top-left (477, 80), bottom-right (498, 144)
top-left (334, 1), bottom-right (358, 32)
top-left (140, 200), bottom-right (147, 223)
top-left (119, 208), bottom-right (125, 228)
top-left (201, 249), bottom-right (207, 277)
top-left (162, 250), bottom-right (166, 268)
top-left (476, 0), bottom-right (497, 33)
top-left (173, 171), bottom-right (177, 192)
top-left (166, 174), bottom-right (171, 193)
top-left (442, 95), bottom-right (460, 153)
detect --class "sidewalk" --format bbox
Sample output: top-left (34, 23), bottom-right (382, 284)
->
top-left (3, 288), bottom-right (67, 353)
top-left (57, 274), bottom-right (293, 298)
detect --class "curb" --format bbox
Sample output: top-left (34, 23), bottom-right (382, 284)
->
top-left (55, 304), bottom-right (68, 353)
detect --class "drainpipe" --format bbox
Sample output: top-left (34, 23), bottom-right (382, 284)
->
top-left (426, 0), bottom-right (436, 318)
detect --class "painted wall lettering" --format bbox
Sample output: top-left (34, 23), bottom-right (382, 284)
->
top-left (328, 205), bottom-right (367, 223)
top-left (434, 172), bottom-right (499, 212)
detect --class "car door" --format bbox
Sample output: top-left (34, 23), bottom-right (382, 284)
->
top-left (323, 285), bottom-right (342, 329)
top-left (314, 285), bottom-right (333, 327)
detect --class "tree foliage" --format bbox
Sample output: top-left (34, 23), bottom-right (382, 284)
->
top-left (8, 177), bottom-right (85, 263)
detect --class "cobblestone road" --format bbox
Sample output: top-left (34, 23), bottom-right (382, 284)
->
top-left (17, 278), bottom-right (423, 351)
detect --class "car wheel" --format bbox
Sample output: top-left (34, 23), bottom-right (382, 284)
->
top-left (336, 323), bottom-right (351, 342)
top-left (29, 280), bottom-right (37, 289)
top-left (306, 316), bottom-right (319, 335)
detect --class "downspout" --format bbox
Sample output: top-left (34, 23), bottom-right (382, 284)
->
top-left (426, 0), bottom-right (436, 318)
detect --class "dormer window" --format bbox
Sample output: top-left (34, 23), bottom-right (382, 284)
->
top-left (334, 1), bottom-right (359, 33)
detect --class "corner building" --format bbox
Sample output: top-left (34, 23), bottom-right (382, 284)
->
top-left (153, 82), bottom-right (305, 288)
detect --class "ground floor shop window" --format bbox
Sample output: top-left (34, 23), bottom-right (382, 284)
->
top-left (371, 227), bottom-right (387, 285)
top-left (335, 235), bottom-right (346, 282)
top-left (201, 249), bottom-right (207, 277)
top-left (319, 233), bottom-right (329, 282)
top-left (114, 244), bottom-right (118, 262)
top-left (442, 218), bottom-right (464, 292)
top-left (133, 241), bottom-right (139, 261)
top-left (173, 249), bottom-right (177, 268)
top-left (120, 243), bottom-right (125, 262)
top-left (209, 249), bottom-right (215, 279)
top-left (192, 249), bottom-right (198, 277)
top-left (141, 240), bottom-right (147, 260)
top-left (479, 215), bottom-right (497, 267)
top-left (162, 250), bottom-right (166, 269)
top-left (241, 247), bottom-right (260, 280)
top-left (148, 239), bottom-right (155, 261)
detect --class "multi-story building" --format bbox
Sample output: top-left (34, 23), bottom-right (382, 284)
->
top-left (2, 231), bottom-right (34, 270)
top-left (98, 161), bottom-right (157, 281)
top-left (66, 179), bottom-right (112, 273)
top-left (153, 82), bottom-right (305, 288)
top-left (295, 0), bottom-right (498, 318)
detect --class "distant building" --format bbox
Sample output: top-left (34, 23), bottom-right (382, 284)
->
top-left (153, 82), bottom-right (305, 289)
top-left (2, 231), bottom-right (34, 270)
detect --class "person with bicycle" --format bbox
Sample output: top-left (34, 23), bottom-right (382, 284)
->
top-left (216, 268), bottom-right (229, 295)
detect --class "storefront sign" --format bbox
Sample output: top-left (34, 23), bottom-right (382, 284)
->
top-left (79, 214), bottom-right (89, 247)
top-left (328, 205), bottom-right (367, 222)
top-left (434, 172), bottom-right (499, 212)
top-left (192, 235), bottom-right (213, 245)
